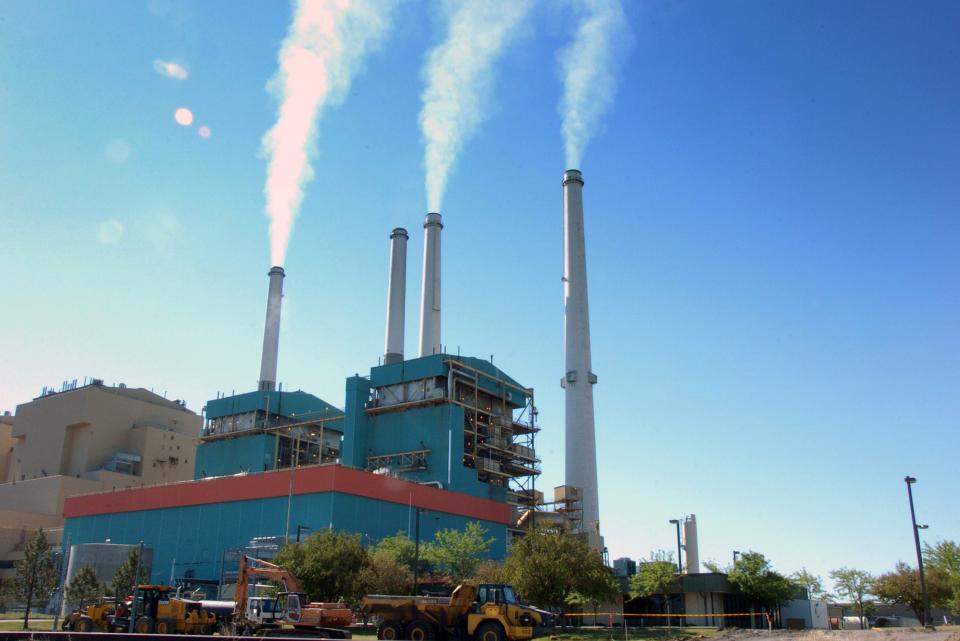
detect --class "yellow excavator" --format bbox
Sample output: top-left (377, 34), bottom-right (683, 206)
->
top-left (232, 555), bottom-right (354, 638)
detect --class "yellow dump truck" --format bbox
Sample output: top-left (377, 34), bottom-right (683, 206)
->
top-left (362, 583), bottom-right (554, 641)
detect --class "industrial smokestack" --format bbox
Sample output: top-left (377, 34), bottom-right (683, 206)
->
top-left (562, 169), bottom-right (602, 551)
top-left (418, 212), bottom-right (443, 357)
top-left (384, 227), bottom-right (409, 365)
top-left (683, 514), bottom-right (700, 574)
top-left (258, 266), bottom-right (285, 392)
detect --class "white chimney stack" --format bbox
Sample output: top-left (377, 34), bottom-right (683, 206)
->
top-left (562, 169), bottom-right (602, 551)
top-left (258, 266), bottom-right (285, 392)
top-left (384, 227), bottom-right (408, 365)
top-left (418, 212), bottom-right (443, 357)
top-left (683, 514), bottom-right (700, 574)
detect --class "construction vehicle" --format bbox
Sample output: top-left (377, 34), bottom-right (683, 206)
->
top-left (112, 585), bottom-right (217, 634)
top-left (233, 555), bottom-right (354, 638)
top-left (362, 582), bottom-right (555, 641)
top-left (61, 598), bottom-right (116, 632)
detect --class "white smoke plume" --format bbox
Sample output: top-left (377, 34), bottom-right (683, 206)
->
top-left (263, 0), bottom-right (395, 266)
top-left (420, 0), bottom-right (533, 212)
top-left (559, 0), bottom-right (630, 168)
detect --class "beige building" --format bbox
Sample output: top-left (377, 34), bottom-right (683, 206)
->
top-left (0, 383), bottom-right (201, 578)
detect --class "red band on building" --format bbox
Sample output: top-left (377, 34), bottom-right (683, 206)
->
top-left (62, 464), bottom-right (511, 525)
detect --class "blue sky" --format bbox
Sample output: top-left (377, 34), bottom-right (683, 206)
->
top-left (1, 0), bottom-right (958, 589)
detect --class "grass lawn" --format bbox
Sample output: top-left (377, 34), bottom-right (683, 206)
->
top-left (0, 619), bottom-right (60, 631)
top-left (0, 613), bottom-right (54, 620)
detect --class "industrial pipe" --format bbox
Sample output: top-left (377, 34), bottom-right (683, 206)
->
top-left (384, 228), bottom-right (408, 365)
top-left (258, 266), bottom-right (285, 392)
top-left (418, 213), bottom-right (443, 357)
top-left (562, 169), bottom-right (602, 551)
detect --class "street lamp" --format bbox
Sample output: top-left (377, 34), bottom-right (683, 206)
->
top-left (733, 550), bottom-right (740, 566)
top-left (668, 519), bottom-right (682, 573)
top-left (904, 476), bottom-right (933, 628)
top-left (296, 525), bottom-right (311, 542)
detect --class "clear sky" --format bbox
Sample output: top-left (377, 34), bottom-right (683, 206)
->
top-left (1, 0), bottom-right (957, 591)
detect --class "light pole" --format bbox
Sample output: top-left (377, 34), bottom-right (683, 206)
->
top-left (733, 550), bottom-right (740, 567)
top-left (669, 519), bottom-right (682, 573)
top-left (904, 476), bottom-right (933, 628)
top-left (296, 525), bottom-right (311, 542)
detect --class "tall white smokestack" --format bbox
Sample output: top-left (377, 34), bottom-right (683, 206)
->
top-left (683, 514), bottom-right (700, 574)
top-left (418, 212), bottom-right (443, 357)
top-left (258, 266), bottom-right (285, 392)
top-left (562, 169), bottom-right (602, 551)
top-left (384, 227), bottom-right (408, 365)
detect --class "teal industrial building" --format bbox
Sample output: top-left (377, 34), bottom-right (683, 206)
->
top-left (62, 354), bottom-right (542, 592)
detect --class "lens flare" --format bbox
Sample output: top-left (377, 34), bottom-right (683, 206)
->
top-left (198, 126), bottom-right (211, 139)
top-left (174, 107), bottom-right (194, 126)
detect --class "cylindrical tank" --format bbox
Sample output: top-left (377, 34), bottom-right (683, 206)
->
top-left (384, 228), bottom-right (408, 365)
top-left (418, 213), bottom-right (443, 357)
top-left (258, 266), bottom-right (285, 391)
top-left (62, 543), bottom-right (153, 614)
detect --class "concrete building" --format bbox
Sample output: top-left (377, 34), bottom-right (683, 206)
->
top-left (0, 382), bottom-right (201, 578)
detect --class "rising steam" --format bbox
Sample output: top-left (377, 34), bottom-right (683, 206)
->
top-left (420, 0), bottom-right (533, 212)
top-left (559, 0), bottom-right (630, 168)
top-left (263, 0), bottom-right (394, 266)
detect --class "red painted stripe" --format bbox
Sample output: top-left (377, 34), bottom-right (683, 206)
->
top-left (62, 465), bottom-right (511, 525)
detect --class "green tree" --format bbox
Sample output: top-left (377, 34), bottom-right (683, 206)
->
top-left (872, 561), bottom-right (952, 624)
top-left (502, 528), bottom-right (611, 612)
top-left (373, 532), bottom-right (417, 571)
top-left (567, 562), bottom-right (621, 619)
top-left (829, 567), bottom-right (874, 628)
top-left (791, 567), bottom-right (828, 600)
top-left (273, 530), bottom-right (370, 603)
top-left (473, 560), bottom-right (508, 584)
top-left (111, 548), bottom-right (149, 599)
top-left (925, 540), bottom-right (960, 614)
top-left (727, 551), bottom-right (798, 630)
top-left (358, 550), bottom-right (413, 596)
top-left (65, 565), bottom-right (105, 610)
top-left (13, 530), bottom-right (57, 630)
top-left (423, 521), bottom-right (493, 584)
top-left (629, 552), bottom-right (679, 626)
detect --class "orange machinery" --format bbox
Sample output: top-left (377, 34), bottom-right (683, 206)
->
top-left (233, 554), bottom-right (353, 638)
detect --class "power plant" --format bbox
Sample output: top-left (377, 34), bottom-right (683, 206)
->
top-left (59, 203), bottom-right (563, 590)
top-left (562, 169), bottom-right (602, 551)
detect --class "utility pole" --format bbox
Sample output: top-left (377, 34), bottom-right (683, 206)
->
top-left (51, 534), bottom-right (71, 631)
top-left (904, 476), bottom-right (933, 628)
top-left (413, 508), bottom-right (422, 595)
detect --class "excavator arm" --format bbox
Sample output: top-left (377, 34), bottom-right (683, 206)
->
top-left (234, 555), bottom-right (306, 619)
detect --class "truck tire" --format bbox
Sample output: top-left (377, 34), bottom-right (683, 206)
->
top-left (75, 616), bottom-right (95, 632)
top-left (474, 622), bottom-right (505, 641)
top-left (135, 616), bottom-right (156, 634)
top-left (377, 619), bottom-right (404, 640)
top-left (155, 618), bottom-right (177, 634)
top-left (406, 620), bottom-right (436, 641)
